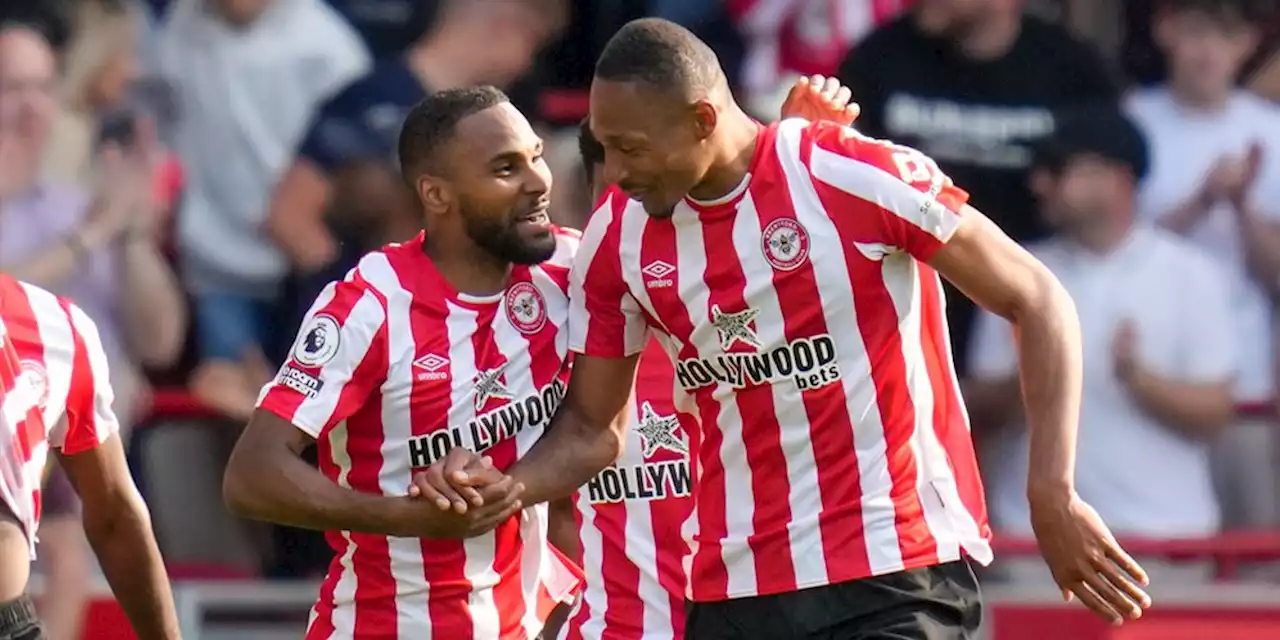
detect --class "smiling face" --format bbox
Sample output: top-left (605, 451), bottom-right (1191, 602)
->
top-left (434, 102), bottom-right (556, 265)
top-left (588, 78), bottom-right (716, 219)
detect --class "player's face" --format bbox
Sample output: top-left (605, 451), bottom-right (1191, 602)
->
top-left (1157, 10), bottom-right (1257, 99)
top-left (1036, 154), bottom-right (1128, 233)
top-left (589, 79), bottom-right (712, 219)
top-left (443, 103), bottom-right (555, 265)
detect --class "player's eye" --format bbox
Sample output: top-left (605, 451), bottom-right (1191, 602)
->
top-left (493, 164), bottom-right (515, 176)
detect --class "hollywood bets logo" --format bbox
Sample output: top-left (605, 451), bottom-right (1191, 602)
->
top-left (406, 370), bottom-right (567, 468)
top-left (587, 402), bottom-right (692, 505)
top-left (675, 305), bottom-right (842, 392)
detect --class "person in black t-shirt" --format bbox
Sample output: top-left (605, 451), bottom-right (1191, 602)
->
top-left (838, 0), bottom-right (1120, 373)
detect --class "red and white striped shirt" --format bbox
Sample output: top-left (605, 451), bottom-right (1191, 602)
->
top-left (257, 232), bottom-right (584, 639)
top-left (0, 274), bottom-right (118, 556)
top-left (569, 118), bottom-right (992, 602)
top-left (562, 339), bottom-right (691, 639)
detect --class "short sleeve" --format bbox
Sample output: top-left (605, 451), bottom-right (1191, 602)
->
top-left (568, 191), bottom-right (648, 358)
top-left (257, 276), bottom-right (388, 438)
top-left (806, 121), bottom-right (970, 261)
top-left (1178, 252), bottom-right (1237, 383)
top-left (968, 308), bottom-right (1018, 381)
top-left (51, 303), bottom-right (119, 455)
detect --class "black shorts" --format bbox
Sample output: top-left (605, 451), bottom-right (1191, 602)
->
top-left (0, 595), bottom-right (44, 640)
top-left (684, 560), bottom-right (982, 640)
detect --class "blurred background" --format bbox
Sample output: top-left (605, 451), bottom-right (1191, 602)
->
top-left (1, 0), bottom-right (1279, 638)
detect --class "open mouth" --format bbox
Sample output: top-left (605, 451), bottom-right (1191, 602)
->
top-left (517, 205), bottom-right (551, 227)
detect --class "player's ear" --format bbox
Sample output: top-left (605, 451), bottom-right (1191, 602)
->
top-left (416, 173), bottom-right (451, 215)
top-left (691, 100), bottom-right (717, 142)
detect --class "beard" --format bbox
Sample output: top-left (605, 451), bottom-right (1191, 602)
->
top-left (462, 206), bottom-right (557, 266)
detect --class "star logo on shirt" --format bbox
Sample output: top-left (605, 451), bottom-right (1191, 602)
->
top-left (473, 365), bottom-right (514, 410)
top-left (636, 402), bottom-right (686, 458)
top-left (711, 305), bottom-right (762, 351)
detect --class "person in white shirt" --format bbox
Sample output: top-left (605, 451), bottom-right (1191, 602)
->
top-left (967, 107), bottom-right (1237, 582)
top-left (1125, 0), bottom-right (1280, 532)
top-left (155, 0), bottom-right (370, 421)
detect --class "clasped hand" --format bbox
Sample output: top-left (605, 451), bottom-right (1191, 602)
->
top-left (405, 446), bottom-right (520, 538)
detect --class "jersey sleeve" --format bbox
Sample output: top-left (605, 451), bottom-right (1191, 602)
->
top-left (257, 275), bottom-right (388, 438)
top-left (568, 191), bottom-right (648, 358)
top-left (806, 121), bottom-right (970, 261)
top-left (50, 302), bottom-right (119, 455)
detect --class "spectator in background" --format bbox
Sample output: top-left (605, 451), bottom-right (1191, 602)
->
top-left (264, 0), bottom-right (565, 314)
top-left (155, 0), bottom-right (369, 421)
top-left (730, 0), bottom-right (914, 115)
top-left (0, 23), bottom-right (186, 639)
top-left (968, 107), bottom-right (1236, 582)
top-left (1125, 0), bottom-right (1280, 534)
top-left (324, 0), bottom-right (439, 56)
top-left (42, 0), bottom-right (140, 189)
top-left (838, 0), bottom-right (1119, 373)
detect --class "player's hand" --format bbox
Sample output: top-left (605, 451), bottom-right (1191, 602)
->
top-left (1029, 490), bottom-right (1151, 624)
top-left (408, 446), bottom-right (516, 513)
top-left (779, 75), bottom-right (860, 126)
top-left (397, 486), bottom-right (524, 539)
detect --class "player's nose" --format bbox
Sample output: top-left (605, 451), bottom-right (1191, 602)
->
top-left (602, 153), bottom-right (630, 190)
top-left (523, 157), bottom-right (553, 196)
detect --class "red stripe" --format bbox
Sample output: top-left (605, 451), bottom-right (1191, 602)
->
top-left (637, 217), bottom-right (729, 600)
top-left (804, 130), bottom-right (941, 568)
top-left (471, 294), bottom-right (525, 639)
top-left (696, 207), bottom-right (798, 596)
top-left (581, 195), bottom-right (633, 357)
top-left (305, 529), bottom-right (346, 639)
top-left (387, 248), bottom-right (477, 638)
top-left (918, 268), bottom-right (989, 538)
top-left (747, 146), bottom-right (873, 583)
top-left (58, 299), bottom-right (99, 454)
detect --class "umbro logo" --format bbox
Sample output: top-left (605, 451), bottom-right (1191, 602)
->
top-left (642, 260), bottom-right (675, 289)
top-left (413, 354), bottom-right (449, 381)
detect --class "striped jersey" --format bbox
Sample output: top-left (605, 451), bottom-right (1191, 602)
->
top-left (569, 118), bottom-right (993, 602)
top-left (0, 274), bottom-right (118, 556)
top-left (561, 339), bottom-right (691, 639)
top-left (257, 231), bottom-right (584, 639)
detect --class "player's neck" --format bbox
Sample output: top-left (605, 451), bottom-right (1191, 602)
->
top-left (688, 109), bottom-right (760, 203)
top-left (422, 234), bottom-right (512, 297)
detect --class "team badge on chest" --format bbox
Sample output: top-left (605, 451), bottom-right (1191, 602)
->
top-left (505, 281), bottom-right (547, 335)
top-left (761, 217), bottom-right (810, 271)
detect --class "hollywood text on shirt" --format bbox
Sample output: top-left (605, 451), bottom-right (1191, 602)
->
top-left (674, 305), bottom-right (842, 392)
top-left (586, 402), bottom-right (691, 505)
top-left (407, 376), bottom-right (567, 468)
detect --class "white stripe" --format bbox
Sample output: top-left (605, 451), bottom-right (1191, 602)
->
top-left (441, 302), bottom-right (502, 637)
top-left (568, 195), bottom-right (615, 354)
top-left (774, 118), bottom-right (904, 574)
top-left (669, 202), bottom-right (759, 598)
top-left (880, 258), bottom-right (961, 562)
top-left (808, 139), bottom-right (961, 243)
top-left (734, 192), bottom-right (829, 588)
top-left (572, 493), bottom-right (609, 639)
top-left (66, 303), bottom-right (119, 444)
top-left (379, 263), bottom-right (434, 636)
top-left (617, 207), bottom-right (674, 338)
top-left (322, 422), bottom-right (359, 636)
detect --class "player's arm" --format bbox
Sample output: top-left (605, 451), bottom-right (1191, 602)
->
top-left (51, 304), bottom-right (179, 640)
top-left (506, 195), bottom-right (645, 506)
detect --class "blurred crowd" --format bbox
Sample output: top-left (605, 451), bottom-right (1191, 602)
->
top-left (0, 0), bottom-right (1277, 636)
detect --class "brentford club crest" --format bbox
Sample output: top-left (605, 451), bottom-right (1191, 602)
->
top-left (505, 281), bottom-right (547, 335)
top-left (761, 218), bottom-right (810, 271)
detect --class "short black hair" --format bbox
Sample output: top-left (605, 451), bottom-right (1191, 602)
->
top-left (594, 17), bottom-right (725, 98)
top-left (1161, 0), bottom-right (1274, 23)
top-left (397, 85), bottom-right (509, 181)
top-left (577, 118), bottom-right (604, 176)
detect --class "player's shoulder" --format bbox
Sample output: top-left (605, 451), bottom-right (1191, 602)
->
top-left (0, 276), bottom-right (100, 363)
top-left (779, 118), bottom-right (922, 181)
top-left (581, 186), bottom-right (635, 243)
top-left (540, 224), bottom-right (583, 269)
